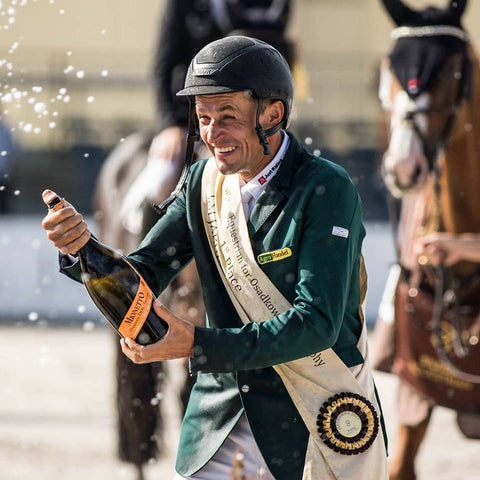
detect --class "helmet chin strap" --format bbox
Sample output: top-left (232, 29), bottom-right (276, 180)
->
top-left (255, 98), bottom-right (284, 155)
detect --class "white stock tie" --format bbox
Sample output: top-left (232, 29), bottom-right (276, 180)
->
top-left (240, 187), bottom-right (255, 219)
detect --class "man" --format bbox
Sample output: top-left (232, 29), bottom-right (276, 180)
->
top-left (42, 36), bottom-right (388, 480)
top-left (107, 4), bottom-right (293, 471)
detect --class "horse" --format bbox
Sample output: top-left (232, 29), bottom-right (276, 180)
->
top-left (376, 1), bottom-right (480, 478)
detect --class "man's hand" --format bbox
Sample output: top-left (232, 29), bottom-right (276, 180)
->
top-left (120, 299), bottom-right (195, 363)
top-left (41, 189), bottom-right (91, 255)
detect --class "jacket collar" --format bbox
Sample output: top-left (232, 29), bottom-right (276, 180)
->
top-left (248, 131), bottom-right (304, 236)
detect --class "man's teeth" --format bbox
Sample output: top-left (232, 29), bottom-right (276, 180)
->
top-left (216, 146), bottom-right (236, 153)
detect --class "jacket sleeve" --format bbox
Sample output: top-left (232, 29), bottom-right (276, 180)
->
top-left (191, 174), bottom-right (365, 373)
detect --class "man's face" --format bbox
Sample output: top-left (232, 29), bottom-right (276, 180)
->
top-left (195, 91), bottom-right (268, 180)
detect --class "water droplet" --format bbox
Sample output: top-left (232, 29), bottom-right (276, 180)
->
top-left (28, 312), bottom-right (39, 321)
top-left (76, 70), bottom-right (85, 79)
top-left (63, 95), bottom-right (70, 103)
top-left (33, 102), bottom-right (46, 113)
top-left (59, 9), bottom-right (65, 14)
top-left (78, 305), bottom-right (86, 313)
top-left (86, 95), bottom-right (94, 103)
top-left (101, 69), bottom-right (108, 77)
top-left (82, 321), bottom-right (95, 332)
top-left (83, 153), bottom-right (89, 158)
top-left (13, 189), bottom-right (20, 195)
top-left (304, 137), bottom-right (312, 145)
top-left (1, 150), bottom-right (7, 156)
top-left (48, 121), bottom-right (56, 129)
top-left (313, 149), bottom-right (321, 156)
top-left (59, 88), bottom-right (67, 95)
top-left (23, 123), bottom-right (32, 133)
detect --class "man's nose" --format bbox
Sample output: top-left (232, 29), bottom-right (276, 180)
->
top-left (205, 121), bottom-right (222, 144)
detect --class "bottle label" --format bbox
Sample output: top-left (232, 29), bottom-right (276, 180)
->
top-left (118, 276), bottom-right (153, 339)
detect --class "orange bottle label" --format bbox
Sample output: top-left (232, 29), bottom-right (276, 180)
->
top-left (118, 276), bottom-right (153, 339)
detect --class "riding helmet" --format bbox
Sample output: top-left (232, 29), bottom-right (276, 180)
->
top-left (177, 35), bottom-right (294, 152)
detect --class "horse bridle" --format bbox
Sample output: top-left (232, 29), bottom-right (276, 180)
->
top-left (387, 26), bottom-right (480, 383)
top-left (384, 25), bottom-right (471, 255)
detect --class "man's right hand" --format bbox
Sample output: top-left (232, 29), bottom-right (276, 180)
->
top-left (41, 189), bottom-right (91, 255)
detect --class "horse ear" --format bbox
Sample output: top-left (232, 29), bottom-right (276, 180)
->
top-left (381, 0), bottom-right (417, 26)
top-left (447, 0), bottom-right (468, 24)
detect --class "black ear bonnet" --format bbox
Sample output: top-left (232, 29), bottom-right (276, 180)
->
top-left (382, 0), bottom-right (471, 99)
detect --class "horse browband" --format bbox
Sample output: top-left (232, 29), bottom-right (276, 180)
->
top-left (391, 25), bottom-right (469, 42)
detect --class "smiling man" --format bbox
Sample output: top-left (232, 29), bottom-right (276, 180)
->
top-left (42, 36), bottom-right (388, 480)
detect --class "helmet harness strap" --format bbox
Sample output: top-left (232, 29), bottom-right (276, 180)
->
top-left (255, 98), bottom-right (271, 155)
top-left (255, 97), bottom-right (285, 155)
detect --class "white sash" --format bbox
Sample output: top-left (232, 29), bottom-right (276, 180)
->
top-left (200, 158), bottom-right (388, 480)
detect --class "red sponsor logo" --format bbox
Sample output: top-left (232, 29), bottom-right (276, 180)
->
top-left (258, 176), bottom-right (267, 185)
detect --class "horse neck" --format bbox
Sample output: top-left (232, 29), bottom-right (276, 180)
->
top-left (428, 45), bottom-right (480, 235)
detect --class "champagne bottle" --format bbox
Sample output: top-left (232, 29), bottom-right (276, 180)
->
top-left (47, 195), bottom-right (168, 345)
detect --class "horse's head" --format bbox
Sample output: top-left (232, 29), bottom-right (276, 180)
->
top-left (379, 0), bottom-right (471, 197)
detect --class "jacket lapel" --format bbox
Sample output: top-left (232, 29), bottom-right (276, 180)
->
top-left (248, 132), bottom-right (304, 236)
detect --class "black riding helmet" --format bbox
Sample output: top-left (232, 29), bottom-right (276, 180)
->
top-left (177, 35), bottom-right (294, 155)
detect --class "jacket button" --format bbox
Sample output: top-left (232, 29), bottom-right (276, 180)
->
top-left (241, 384), bottom-right (250, 393)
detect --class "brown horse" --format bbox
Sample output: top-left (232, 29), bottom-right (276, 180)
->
top-left (377, 1), bottom-right (480, 479)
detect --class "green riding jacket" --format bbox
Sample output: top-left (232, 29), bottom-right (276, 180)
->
top-left (61, 132), bottom-right (375, 479)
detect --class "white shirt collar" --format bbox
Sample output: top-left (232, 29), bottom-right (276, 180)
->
top-left (240, 131), bottom-right (290, 218)
top-left (240, 131), bottom-right (290, 202)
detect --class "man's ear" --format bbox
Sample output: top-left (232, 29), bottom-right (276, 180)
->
top-left (262, 100), bottom-right (285, 130)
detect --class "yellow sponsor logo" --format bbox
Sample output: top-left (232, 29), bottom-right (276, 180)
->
top-left (257, 247), bottom-right (292, 265)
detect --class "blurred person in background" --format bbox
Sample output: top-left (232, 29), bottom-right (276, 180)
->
top-left (94, 2), bottom-right (295, 479)
top-left (0, 117), bottom-right (19, 214)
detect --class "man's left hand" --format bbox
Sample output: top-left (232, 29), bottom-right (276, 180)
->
top-left (120, 300), bottom-right (195, 363)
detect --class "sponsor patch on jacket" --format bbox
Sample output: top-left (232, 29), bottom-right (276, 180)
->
top-left (332, 226), bottom-right (349, 238)
top-left (257, 247), bottom-right (292, 265)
